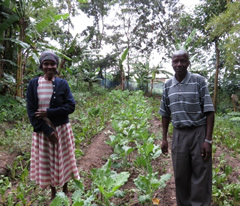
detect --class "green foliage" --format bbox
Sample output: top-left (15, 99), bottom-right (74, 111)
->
top-left (0, 73), bottom-right (16, 95)
top-left (79, 58), bottom-right (102, 90)
top-left (206, 1), bottom-right (240, 71)
top-left (50, 192), bottom-right (70, 206)
top-left (51, 179), bottom-right (97, 206)
top-left (131, 61), bottom-right (151, 91)
top-left (120, 48), bottom-right (129, 65)
top-left (212, 154), bottom-right (240, 205)
top-left (0, 175), bottom-right (12, 204)
top-left (213, 113), bottom-right (240, 154)
top-left (71, 179), bottom-right (95, 205)
top-left (0, 96), bottom-right (27, 122)
top-left (0, 15), bottom-right (19, 38)
top-left (227, 112), bottom-right (240, 125)
top-left (2, 121), bottom-right (32, 153)
top-left (71, 89), bottom-right (124, 147)
top-left (0, 154), bottom-right (34, 205)
top-left (104, 90), bottom-right (171, 204)
top-left (2, 38), bottom-right (30, 49)
top-left (91, 159), bottom-right (130, 204)
top-left (107, 90), bottom-right (154, 168)
top-left (174, 29), bottom-right (197, 51)
top-left (36, 14), bottom-right (69, 33)
top-left (134, 173), bottom-right (171, 204)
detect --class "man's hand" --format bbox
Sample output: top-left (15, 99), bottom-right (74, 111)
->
top-left (201, 142), bottom-right (212, 160)
top-left (161, 139), bottom-right (168, 155)
top-left (35, 109), bottom-right (47, 119)
top-left (48, 131), bottom-right (58, 144)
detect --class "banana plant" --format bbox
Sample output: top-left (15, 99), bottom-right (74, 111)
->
top-left (118, 48), bottom-right (129, 90)
top-left (0, 0), bottom-right (70, 97)
top-left (132, 61), bottom-right (172, 94)
top-left (81, 60), bottom-right (102, 90)
top-left (131, 61), bottom-right (151, 92)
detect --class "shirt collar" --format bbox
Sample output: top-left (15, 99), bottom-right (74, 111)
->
top-left (172, 71), bottom-right (191, 85)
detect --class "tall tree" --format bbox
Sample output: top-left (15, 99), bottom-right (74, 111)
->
top-left (100, 0), bottom-right (184, 88)
top-left (206, 1), bottom-right (240, 77)
top-left (181, 0), bottom-right (228, 111)
top-left (196, 0), bottom-right (228, 111)
top-left (78, 0), bottom-right (114, 83)
top-left (79, 0), bottom-right (112, 51)
top-left (104, 0), bottom-right (184, 57)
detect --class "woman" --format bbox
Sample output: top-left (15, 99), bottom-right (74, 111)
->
top-left (26, 51), bottom-right (80, 200)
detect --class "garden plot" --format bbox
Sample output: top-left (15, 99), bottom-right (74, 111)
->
top-left (0, 90), bottom-right (240, 205)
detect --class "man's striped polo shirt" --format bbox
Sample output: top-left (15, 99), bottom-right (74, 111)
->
top-left (159, 71), bottom-right (214, 128)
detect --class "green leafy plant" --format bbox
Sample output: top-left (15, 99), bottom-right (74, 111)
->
top-left (212, 154), bottom-right (240, 205)
top-left (50, 192), bottom-right (70, 206)
top-left (91, 159), bottom-right (130, 205)
top-left (134, 139), bottom-right (162, 175)
top-left (134, 173), bottom-right (171, 205)
top-left (12, 166), bottom-right (35, 206)
top-left (118, 48), bottom-right (129, 90)
top-left (0, 175), bottom-right (12, 205)
top-left (0, 96), bottom-right (27, 122)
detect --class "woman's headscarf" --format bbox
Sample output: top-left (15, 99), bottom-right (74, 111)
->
top-left (39, 51), bottom-right (59, 69)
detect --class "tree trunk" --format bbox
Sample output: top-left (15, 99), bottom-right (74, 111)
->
top-left (127, 43), bottom-right (130, 90)
top-left (213, 40), bottom-right (220, 111)
top-left (16, 48), bottom-right (23, 97)
top-left (89, 81), bottom-right (93, 91)
top-left (150, 79), bottom-right (153, 96)
top-left (0, 55), bottom-right (3, 79)
top-left (121, 69), bottom-right (124, 90)
top-left (16, 19), bottom-right (26, 97)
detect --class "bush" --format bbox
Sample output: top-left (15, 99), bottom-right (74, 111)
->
top-left (0, 96), bottom-right (27, 122)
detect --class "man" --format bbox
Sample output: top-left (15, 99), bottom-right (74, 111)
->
top-left (159, 50), bottom-right (215, 206)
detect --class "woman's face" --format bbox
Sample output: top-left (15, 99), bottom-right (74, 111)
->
top-left (42, 60), bottom-right (57, 80)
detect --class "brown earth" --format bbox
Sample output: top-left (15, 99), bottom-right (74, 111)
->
top-left (0, 149), bottom-right (20, 176)
top-left (77, 117), bottom-right (177, 206)
top-left (77, 123), bottom-right (113, 172)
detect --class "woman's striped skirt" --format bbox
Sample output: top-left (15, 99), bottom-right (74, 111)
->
top-left (30, 122), bottom-right (80, 188)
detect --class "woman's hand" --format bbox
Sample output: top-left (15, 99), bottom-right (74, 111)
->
top-left (35, 109), bottom-right (47, 119)
top-left (48, 131), bottom-right (58, 144)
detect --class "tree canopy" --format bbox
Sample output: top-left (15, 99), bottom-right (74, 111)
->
top-left (0, 0), bottom-right (239, 111)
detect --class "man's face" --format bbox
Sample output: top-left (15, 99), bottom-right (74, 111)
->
top-left (172, 54), bottom-right (189, 76)
top-left (42, 60), bottom-right (57, 80)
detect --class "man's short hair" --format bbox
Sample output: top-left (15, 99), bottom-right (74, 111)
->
top-left (172, 50), bottom-right (189, 61)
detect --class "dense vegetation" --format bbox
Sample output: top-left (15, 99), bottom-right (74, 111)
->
top-left (0, 0), bottom-right (240, 205)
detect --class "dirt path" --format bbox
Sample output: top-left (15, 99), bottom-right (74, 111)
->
top-left (75, 116), bottom-right (177, 205)
top-left (77, 123), bottom-right (113, 172)
top-left (0, 148), bottom-right (20, 176)
top-left (149, 117), bottom-right (177, 206)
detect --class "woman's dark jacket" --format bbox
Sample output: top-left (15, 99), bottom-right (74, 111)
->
top-left (26, 77), bottom-right (75, 136)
